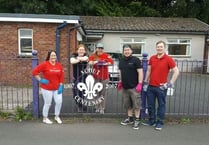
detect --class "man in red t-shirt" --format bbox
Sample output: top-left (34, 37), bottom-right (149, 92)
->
top-left (89, 43), bottom-right (113, 114)
top-left (143, 40), bottom-right (179, 131)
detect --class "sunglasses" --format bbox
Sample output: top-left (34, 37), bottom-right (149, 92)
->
top-left (97, 47), bottom-right (104, 49)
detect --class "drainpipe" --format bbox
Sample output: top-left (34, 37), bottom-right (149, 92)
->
top-left (67, 24), bottom-right (83, 82)
top-left (203, 31), bottom-right (209, 73)
top-left (56, 21), bottom-right (67, 61)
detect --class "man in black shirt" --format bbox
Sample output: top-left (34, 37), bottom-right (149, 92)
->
top-left (118, 44), bottom-right (143, 130)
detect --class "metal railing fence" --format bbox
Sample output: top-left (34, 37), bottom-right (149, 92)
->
top-left (0, 52), bottom-right (209, 118)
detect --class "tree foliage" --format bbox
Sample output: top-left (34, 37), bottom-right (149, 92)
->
top-left (0, 0), bottom-right (208, 24)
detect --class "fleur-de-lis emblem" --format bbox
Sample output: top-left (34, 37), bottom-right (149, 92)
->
top-left (77, 75), bottom-right (103, 99)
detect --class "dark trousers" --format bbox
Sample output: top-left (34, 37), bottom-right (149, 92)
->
top-left (147, 85), bottom-right (167, 125)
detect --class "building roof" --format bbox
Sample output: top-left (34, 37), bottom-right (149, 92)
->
top-left (0, 13), bottom-right (80, 24)
top-left (80, 16), bottom-right (209, 34)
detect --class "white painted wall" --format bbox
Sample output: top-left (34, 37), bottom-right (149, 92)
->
top-left (99, 33), bottom-right (205, 60)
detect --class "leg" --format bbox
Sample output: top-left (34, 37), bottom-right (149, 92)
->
top-left (129, 89), bottom-right (141, 118)
top-left (131, 89), bottom-right (141, 130)
top-left (156, 88), bottom-right (167, 125)
top-left (53, 90), bottom-right (63, 117)
top-left (147, 86), bottom-right (156, 124)
top-left (41, 88), bottom-right (53, 118)
top-left (99, 79), bottom-right (109, 113)
top-left (121, 89), bottom-right (134, 125)
top-left (53, 90), bottom-right (63, 124)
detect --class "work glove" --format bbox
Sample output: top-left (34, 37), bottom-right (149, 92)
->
top-left (58, 84), bottom-right (63, 94)
top-left (143, 82), bottom-right (149, 92)
top-left (159, 82), bottom-right (172, 90)
top-left (117, 81), bottom-right (123, 91)
top-left (135, 83), bottom-right (142, 93)
top-left (39, 78), bottom-right (49, 84)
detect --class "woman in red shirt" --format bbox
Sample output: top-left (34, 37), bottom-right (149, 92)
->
top-left (89, 43), bottom-right (113, 114)
top-left (32, 50), bottom-right (64, 124)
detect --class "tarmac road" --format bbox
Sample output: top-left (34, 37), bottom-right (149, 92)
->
top-left (0, 120), bottom-right (209, 145)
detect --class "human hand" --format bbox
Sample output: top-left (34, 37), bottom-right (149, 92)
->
top-left (159, 82), bottom-right (172, 90)
top-left (58, 84), bottom-right (63, 94)
top-left (117, 81), bottom-right (123, 91)
top-left (39, 78), bottom-right (49, 84)
top-left (135, 83), bottom-right (142, 93)
top-left (143, 82), bottom-right (149, 92)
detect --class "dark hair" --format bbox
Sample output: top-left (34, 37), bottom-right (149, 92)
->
top-left (46, 50), bottom-right (56, 61)
top-left (123, 44), bottom-right (132, 49)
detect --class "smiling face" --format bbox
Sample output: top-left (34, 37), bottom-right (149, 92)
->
top-left (77, 46), bottom-right (86, 56)
top-left (156, 41), bottom-right (166, 56)
top-left (123, 47), bottom-right (132, 57)
top-left (49, 51), bottom-right (57, 64)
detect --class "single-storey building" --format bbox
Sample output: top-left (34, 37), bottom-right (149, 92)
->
top-left (81, 16), bottom-right (209, 61)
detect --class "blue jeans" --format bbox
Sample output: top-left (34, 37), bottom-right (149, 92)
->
top-left (147, 85), bottom-right (167, 125)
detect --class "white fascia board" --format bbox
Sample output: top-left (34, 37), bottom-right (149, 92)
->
top-left (0, 17), bottom-right (79, 24)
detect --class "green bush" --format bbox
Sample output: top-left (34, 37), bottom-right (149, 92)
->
top-left (15, 106), bottom-right (33, 121)
top-left (0, 110), bottom-right (11, 119)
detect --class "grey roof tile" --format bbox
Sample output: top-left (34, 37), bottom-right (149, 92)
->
top-left (80, 16), bottom-right (209, 32)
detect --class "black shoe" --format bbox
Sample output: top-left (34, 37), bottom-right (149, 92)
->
top-left (120, 118), bottom-right (134, 125)
top-left (133, 120), bottom-right (140, 130)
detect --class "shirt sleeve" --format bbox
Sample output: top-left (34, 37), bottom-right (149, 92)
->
top-left (32, 62), bottom-right (46, 76)
top-left (168, 57), bottom-right (176, 69)
top-left (59, 64), bottom-right (64, 83)
top-left (106, 54), bottom-right (113, 64)
top-left (89, 54), bottom-right (95, 61)
top-left (135, 57), bottom-right (142, 69)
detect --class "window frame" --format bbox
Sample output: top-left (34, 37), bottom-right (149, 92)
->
top-left (166, 38), bottom-right (191, 57)
top-left (18, 29), bottom-right (33, 56)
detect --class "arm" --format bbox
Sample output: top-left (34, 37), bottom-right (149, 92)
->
top-left (70, 57), bottom-right (80, 64)
top-left (88, 54), bottom-right (98, 65)
top-left (34, 75), bottom-right (41, 81)
top-left (105, 54), bottom-right (113, 65)
top-left (144, 65), bottom-right (151, 83)
top-left (77, 56), bottom-right (89, 62)
top-left (59, 65), bottom-right (64, 85)
top-left (169, 66), bottom-right (179, 85)
top-left (32, 62), bottom-right (44, 81)
top-left (137, 68), bottom-right (143, 84)
top-left (32, 62), bottom-right (49, 84)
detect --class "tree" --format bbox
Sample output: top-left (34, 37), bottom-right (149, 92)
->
top-left (0, 0), bottom-right (208, 24)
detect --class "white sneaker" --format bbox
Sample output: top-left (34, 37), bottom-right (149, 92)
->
top-left (54, 116), bottom-right (62, 124)
top-left (43, 118), bottom-right (53, 124)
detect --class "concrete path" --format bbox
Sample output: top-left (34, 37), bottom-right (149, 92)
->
top-left (0, 120), bottom-right (209, 145)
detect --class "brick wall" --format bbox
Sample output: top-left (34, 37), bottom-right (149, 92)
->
top-left (0, 22), bottom-right (79, 85)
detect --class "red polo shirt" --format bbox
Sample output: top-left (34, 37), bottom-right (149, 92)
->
top-left (149, 54), bottom-right (176, 86)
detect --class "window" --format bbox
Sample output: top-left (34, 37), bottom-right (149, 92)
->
top-left (18, 29), bottom-right (33, 55)
top-left (121, 38), bottom-right (145, 56)
top-left (167, 39), bottom-right (191, 56)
